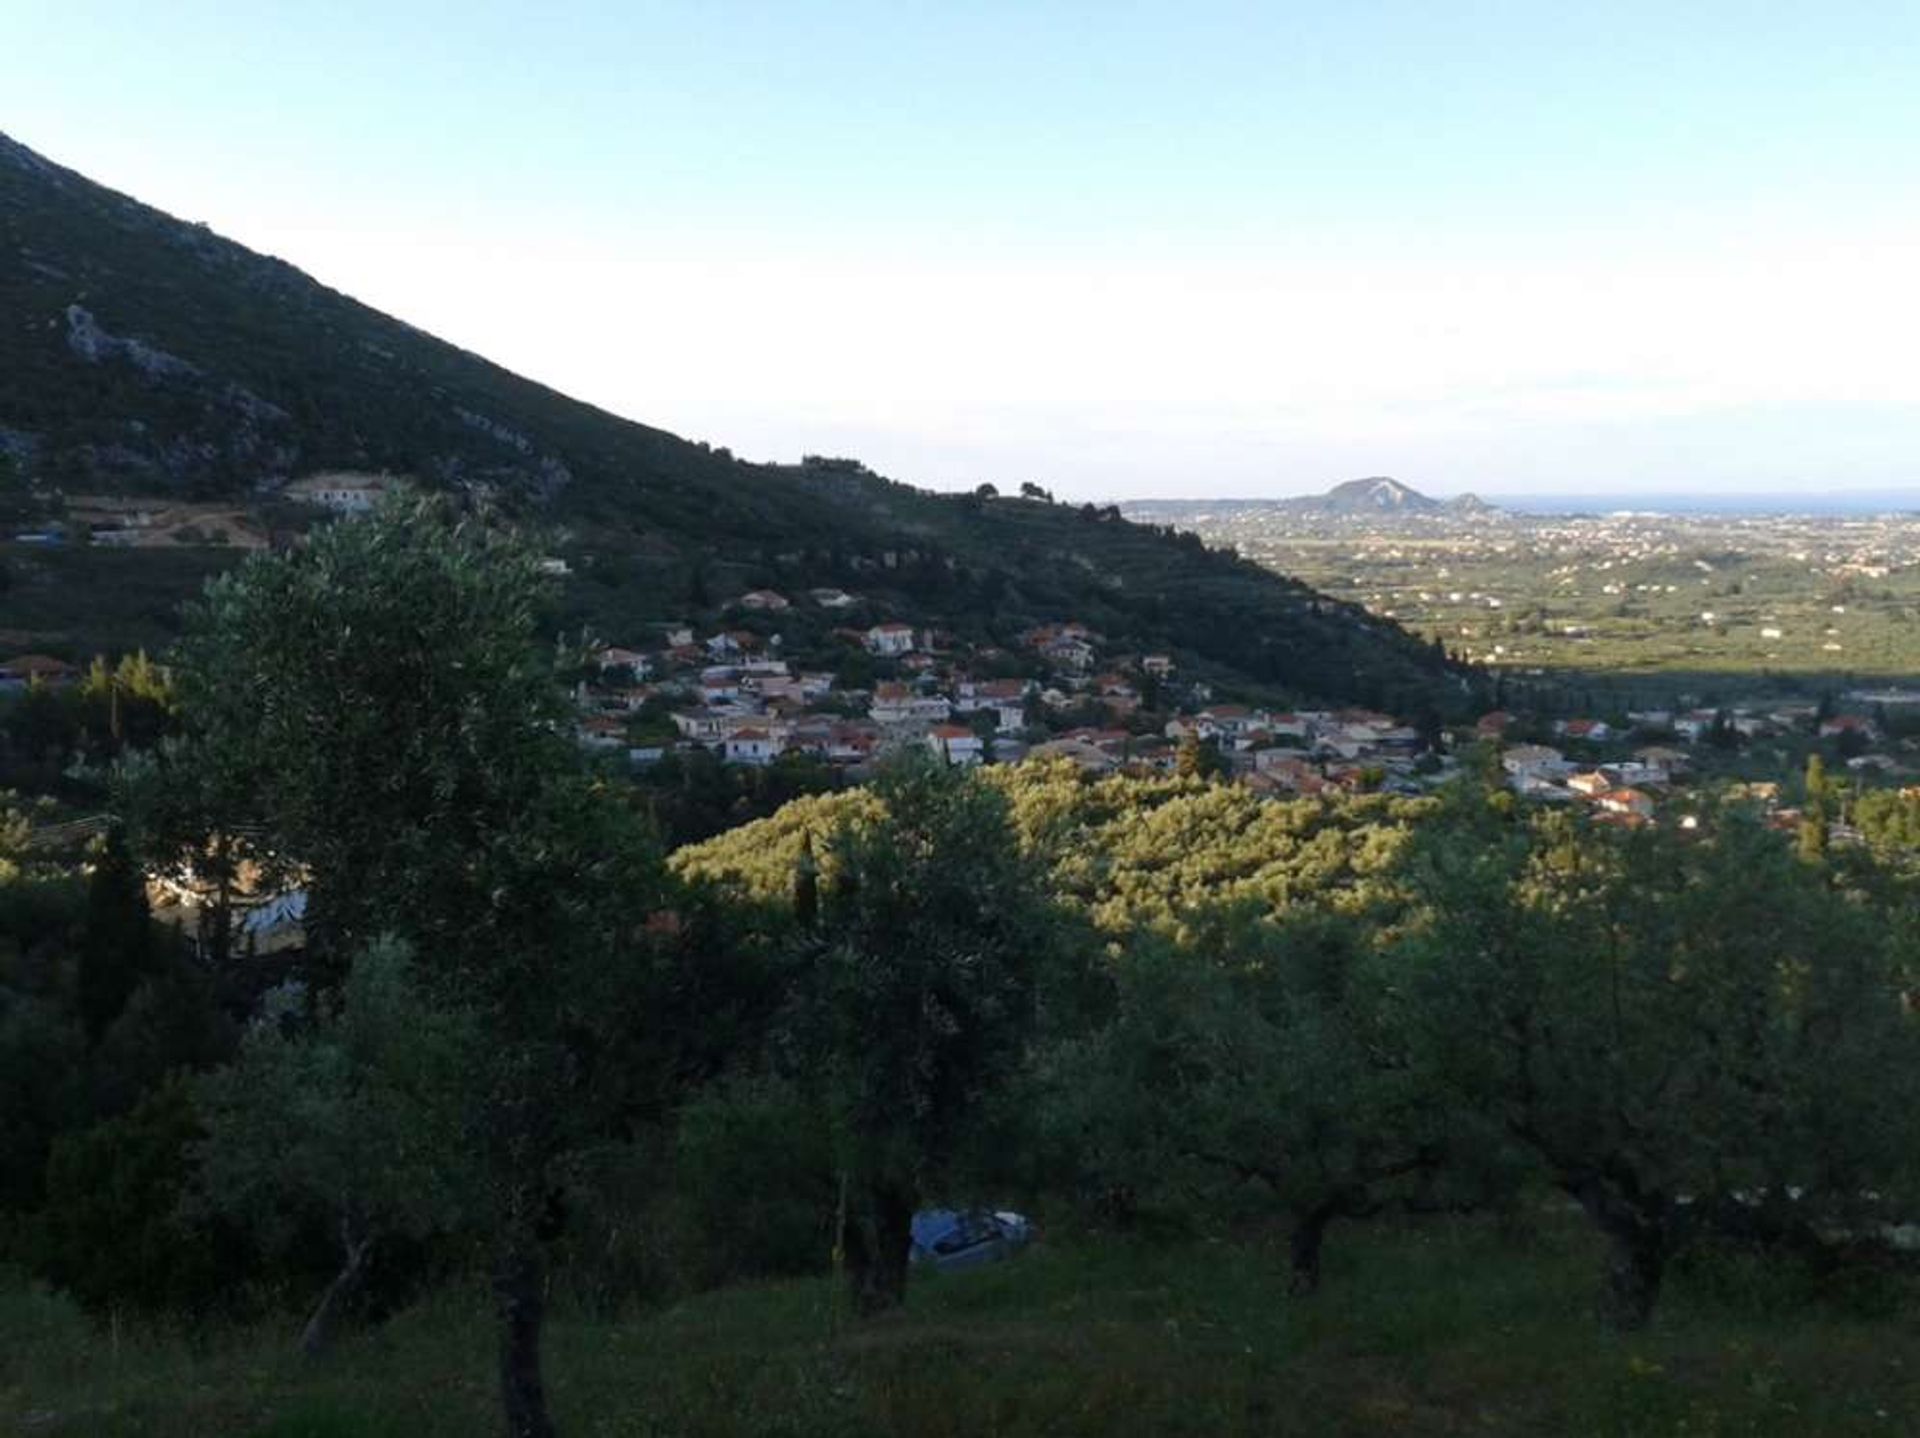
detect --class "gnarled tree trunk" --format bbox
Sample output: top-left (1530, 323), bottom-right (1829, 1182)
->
top-left (1568, 1178), bottom-right (1669, 1331)
top-left (845, 1180), bottom-right (916, 1315)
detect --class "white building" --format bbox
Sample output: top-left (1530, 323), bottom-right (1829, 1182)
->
top-left (865, 623), bottom-right (918, 656)
top-left (1502, 744), bottom-right (1567, 782)
top-left (724, 728), bottom-right (783, 766)
top-left (927, 725), bottom-right (985, 766)
top-left (284, 473), bottom-right (392, 512)
top-left (870, 682), bottom-right (951, 725)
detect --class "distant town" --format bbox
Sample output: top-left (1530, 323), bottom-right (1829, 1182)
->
top-left (1125, 489), bottom-right (1920, 685)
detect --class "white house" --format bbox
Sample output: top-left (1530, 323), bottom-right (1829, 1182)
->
top-left (869, 682), bottom-right (915, 724)
top-left (954, 677), bottom-right (1032, 713)
top-left (990, 699), bottom-right (1029, 732)
top-left (1602, 761), bottom-right (1669, 789)
top-left (1502, 744), bottom-right (1567, 781)
top-left (750, 676), bottom-right (806, 704)
top-left (1043, 636), bottom-right (1096, 671)
top-left (870, 682), bottom-right (951, 725)
top-left (926, 724), bottom-right (985, 766)
top-left (865, 623), bottom-right (918, 656)
top-left (285, 473), bottom-right (392, 512)
top-left (670, 709), bottom-right (729, 742)
top-left (1673, 710), bottom-right (1718, 742)
top-left (724, 728), bottom-right (783, 766)
top-left (1197, 705), bottom-right (1265, 742)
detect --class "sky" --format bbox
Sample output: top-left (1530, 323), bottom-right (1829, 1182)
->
top-left (9, 1), bottom-right (1920, 501)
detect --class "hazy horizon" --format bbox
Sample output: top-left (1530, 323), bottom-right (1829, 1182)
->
top-left (1120, 486), bottom-right (1920, 515)
top-left (12, 3), bottom-right (1920, 502)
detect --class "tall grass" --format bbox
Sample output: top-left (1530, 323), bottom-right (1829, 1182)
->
top-left (7, 1215), bottom-right (1920, 1436)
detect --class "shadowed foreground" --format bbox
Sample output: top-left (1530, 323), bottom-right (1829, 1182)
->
top-left (8, 1215), bottom-right (1920, 1437)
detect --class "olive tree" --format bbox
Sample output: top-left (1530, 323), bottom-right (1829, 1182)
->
top-left (790, 755), bottom-right (1067, 1313)
top-left (164, 499), bottom-right (668, 1437)
top-left (193, 937), bottom-right (479, 1355)
top-left (1398, 792), bottom-right (1920, 1329)
top-left (164, 497), bottom-right (581, 976)
top-left (1040, 907), bottom-right (1467, 1292)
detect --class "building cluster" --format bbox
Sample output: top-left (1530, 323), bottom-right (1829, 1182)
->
top-left (569, 610), bottom-right (1205, 773)
top-left (569, 604), bottom-right (1448, 790)
top-left (1484, 699), bottom-right (1902, 827)
top-left (1167, 706), bottom-right (1436, 796)
top-left (1496, 739), bottom-right (1678, 826)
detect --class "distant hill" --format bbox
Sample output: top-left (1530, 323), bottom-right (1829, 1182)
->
top-left (0, 131), bottom-right (1480, 715)
top-left (1124, 481), bottom-right (1501, 523)
top-left (1314, 477), bottom-right (1440, 514)
top-left (1295, 478), bottom-right (1499, 516)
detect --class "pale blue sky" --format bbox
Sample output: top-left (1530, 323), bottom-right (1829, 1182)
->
top-left (10, 2), bottom-right (1920, 499)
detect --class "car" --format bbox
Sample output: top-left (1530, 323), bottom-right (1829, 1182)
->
top-left (909, 1208), bottom-right (1034, 1272)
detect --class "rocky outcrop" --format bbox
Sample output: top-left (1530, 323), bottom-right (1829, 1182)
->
top-left (66, 304), bottom-right (200, 380)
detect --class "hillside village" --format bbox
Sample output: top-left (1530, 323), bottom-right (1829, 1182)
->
top-left (17, 585), bottom-right (1910, 833)
top-left (565, 590), bottom-right (1920, 827)
top-left (12, 585), bottom-right (1915, 836)
top-left (564, 595), bottom-right (1456, 795)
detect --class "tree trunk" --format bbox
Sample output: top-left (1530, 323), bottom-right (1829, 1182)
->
top-left (846, 1180), bottom-right (915, 1315)
top-left (495, 1233), bottom-right (556, 1438)
top-left (1600, 1221), bottom-right (1667, 1331)
top-left (1288, 1198), bottom-right (1342, 1295)
top-left (299, 1220), bottom-right (371, 1358)
top-left (1568, 1179), bottom-right (1669, 1331)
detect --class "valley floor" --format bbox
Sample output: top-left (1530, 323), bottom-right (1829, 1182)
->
top-left (8, 1215), bottom-right (1920, 1436)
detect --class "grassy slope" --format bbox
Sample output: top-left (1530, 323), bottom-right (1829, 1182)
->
top-left (0, 132), bottom-right (1473, 714)
top-left (9, 1216), bottom-right (1920, 1437)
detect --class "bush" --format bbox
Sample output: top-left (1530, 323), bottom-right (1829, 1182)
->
top-left (27, 1078), bottom-right (260, 1315)
top-left (0, 992), bottom-right (87, 1216)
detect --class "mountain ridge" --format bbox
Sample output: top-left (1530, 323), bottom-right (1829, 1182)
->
top-left (0, 131), bottom-right (1480, 715)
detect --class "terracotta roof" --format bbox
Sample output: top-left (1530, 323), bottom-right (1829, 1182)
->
top-left (0, 654), bottom-right (79, 677)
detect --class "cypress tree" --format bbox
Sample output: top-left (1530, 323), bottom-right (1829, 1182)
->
top-left (77, 826), bottom-right (157, 1043)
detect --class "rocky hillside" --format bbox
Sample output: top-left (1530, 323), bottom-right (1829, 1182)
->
top-left (0, 131), bottom-right (1480, 715)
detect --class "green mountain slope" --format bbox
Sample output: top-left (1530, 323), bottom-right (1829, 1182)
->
top-left (0, 131), bottom-right (1478, 713)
